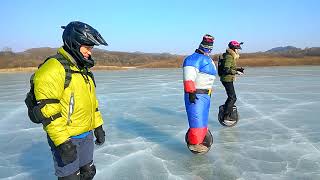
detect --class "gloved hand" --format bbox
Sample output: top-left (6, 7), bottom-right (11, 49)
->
top-left (236, 67), bottom-right (244, 73)
top-left (94, 125), bottom-right (105, 145)
top-left (189, 92), bottom-right (198, 104)
top-left (56, 139), bottom-right (77, 165)
top-left (236, 71), bottom-right (244, 75)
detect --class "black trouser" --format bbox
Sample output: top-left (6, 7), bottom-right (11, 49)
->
top-left (221, 81), bottom-right (237, 116)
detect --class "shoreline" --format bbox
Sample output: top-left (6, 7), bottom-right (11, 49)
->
top-left (0, 66), bottom-right (137, 73)
top-left (1, 64), bottom-right (319, 73)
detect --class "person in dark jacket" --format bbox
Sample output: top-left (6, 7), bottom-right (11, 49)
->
top-left (219, 40), bottom-right (244, 121)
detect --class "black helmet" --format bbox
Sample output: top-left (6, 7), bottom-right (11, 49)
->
top-left (62, 21), bottom-right (108, 68)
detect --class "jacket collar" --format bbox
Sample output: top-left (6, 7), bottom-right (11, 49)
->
top-left (57, 47), bottom-right (78, 67)
top-left (226, 48), bottom-right (240, 60)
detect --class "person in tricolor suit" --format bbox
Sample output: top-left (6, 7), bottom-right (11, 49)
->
top-left (183, 34), bottom-right (217, 153)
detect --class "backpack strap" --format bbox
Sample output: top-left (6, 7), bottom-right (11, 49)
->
top-left (87, 71), bottom-right (96, 87)
top-left (40, 53), bottom-right (73, 89)
top-left (53, 54), bottom-right (72, 89)
top-left (33, 99), bottom-right (62, 127)
top-left (218, 55), bottom-right (225, 76)
top-left (28, 54), bottom-right (75, 126)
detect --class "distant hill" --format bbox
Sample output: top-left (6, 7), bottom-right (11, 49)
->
top-left (263, 46), bottom-right (320, 58)
top-left (1, 46), bottom-right (320, 70)
top-left (266, 46), bottom-right (301, 53)
top-left (0, 47), bottom-right (184, 69)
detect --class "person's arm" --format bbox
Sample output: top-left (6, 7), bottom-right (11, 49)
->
top-left (94, 101), bottom-right (105, 145)
top-left (183, 64), bottom-right (199, 103)
top-left (223, 55), bottom-right (237, 75)
top-left (183, 65), bottom-right (197, 93)
top-left (94, 99), bottom-right (104, 128)
top-left (91, 75), bottom-right (105, 145)
top-left (33, 58), bottom-right (70, 146)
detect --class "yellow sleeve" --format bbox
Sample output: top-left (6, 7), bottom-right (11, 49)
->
top-left (94, 95), bottom-right (104, 129)
top-left (33, 58), bottom-right (70, 146)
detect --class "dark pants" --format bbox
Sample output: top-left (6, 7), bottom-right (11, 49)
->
top-left (222, 81), bottom-right (237, 116)
top-left (47, 132), bottom-right (94, 178)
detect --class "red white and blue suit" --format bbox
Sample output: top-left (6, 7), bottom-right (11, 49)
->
top-left (183, 51), bottom-right (217, 145)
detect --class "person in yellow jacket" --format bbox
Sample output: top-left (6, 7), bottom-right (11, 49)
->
top-left (33, 21), bottom-right (108, 180)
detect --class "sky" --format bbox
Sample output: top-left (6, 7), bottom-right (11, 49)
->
top-left (1, 0), bottom-right (320, 55)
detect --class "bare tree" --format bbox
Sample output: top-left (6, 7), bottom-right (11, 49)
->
top-left (2, 47), bottom-right (13, 52)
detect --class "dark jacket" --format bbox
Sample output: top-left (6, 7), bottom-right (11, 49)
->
top-left (220, 48), bottom-right (239, 82)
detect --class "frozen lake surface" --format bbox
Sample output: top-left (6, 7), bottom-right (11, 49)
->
top-left (0, 66), bottom-right (319, 180)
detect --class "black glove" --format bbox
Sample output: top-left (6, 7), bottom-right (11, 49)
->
top-left (94, 125), bottom-right (105, 145)
top-left (236, 67), bottom-right (244, 73)
top-left (188, 92), bottom-right (198, 104)
top-left (56, 140), bottom-right (77, 165)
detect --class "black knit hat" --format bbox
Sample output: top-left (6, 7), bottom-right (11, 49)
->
top-left (199, 34), bottom-right (214, 50)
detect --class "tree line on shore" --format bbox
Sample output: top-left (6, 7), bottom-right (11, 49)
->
top-left (0, 46), bottom-right (320, 69)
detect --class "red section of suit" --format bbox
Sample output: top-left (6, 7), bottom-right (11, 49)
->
top-left (188, 127), bottom-right (208, 144)
top-left (184, 80), bottom-right (196, 93)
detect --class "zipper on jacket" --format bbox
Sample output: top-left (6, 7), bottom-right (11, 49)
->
top-left (67, 92), bottom-right (75, 125)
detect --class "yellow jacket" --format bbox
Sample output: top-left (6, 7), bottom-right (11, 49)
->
top-left (33, 47), bottom-right (104, 146)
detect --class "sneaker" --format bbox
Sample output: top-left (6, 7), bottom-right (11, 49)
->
top-left (188, 144), bottom-right (208, 153)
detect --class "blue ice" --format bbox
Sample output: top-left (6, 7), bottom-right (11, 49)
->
top-left (0, 66), bottom-right (319, 180)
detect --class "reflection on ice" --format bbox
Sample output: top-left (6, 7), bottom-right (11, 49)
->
top-left (0, 66), bottom-right (320, 180)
